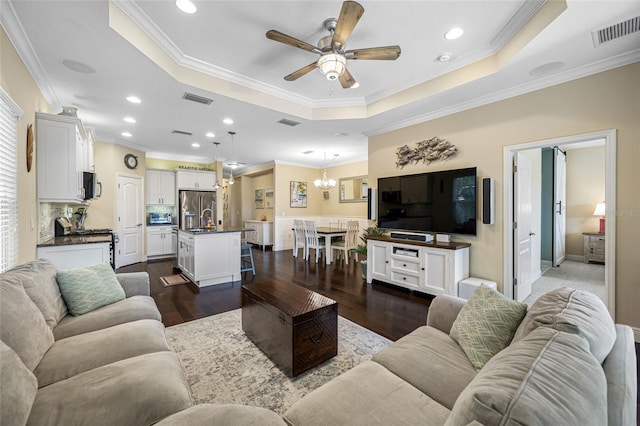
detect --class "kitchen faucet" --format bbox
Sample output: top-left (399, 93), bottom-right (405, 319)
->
top-left (200, 208), bottom-right (214, 228)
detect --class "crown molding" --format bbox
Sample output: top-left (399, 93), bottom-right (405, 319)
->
top-left (491, 0), bottom-right (546, 52)
top-left (365, 50), bottom-right (640, 137)
top-left (145, 151), bottom-right (213, 164)
top-left (0, 1), bottom-right (59, 107)
top-left (0, 87), bottom-right (24, 118)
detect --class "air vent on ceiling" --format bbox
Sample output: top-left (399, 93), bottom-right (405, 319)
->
top-left (278, 118), bottom-right (301, 127)
top-left (592, 16), bottom-right (640, 47)
top-left (171, 130), bottom-right (193, 136)
top-left (182, 92), bottom-right (214, 105)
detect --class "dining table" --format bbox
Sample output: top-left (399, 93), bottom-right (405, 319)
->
top-left (315, 227), bottom-right (347, 265)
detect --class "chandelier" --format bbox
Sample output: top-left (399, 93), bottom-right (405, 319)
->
top-left (317, 53), bottom-right (346, 81)
top-left (314, 153), bottom-right (337, 190)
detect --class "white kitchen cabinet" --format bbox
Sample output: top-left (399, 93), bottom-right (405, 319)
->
top-left (243, 220), bottom-right (273, 251)
top-left (147, 226), bottom-right (176, 257)
top-left (85, 127), bottom-right (95, 172)
top-left (36, 112), bottom-right (91, 203)
top-left (146, 170), bottom-right (176, 205)
top-left (366, 238), bottom-right (470, 296)
top-left (176, 170), bottom-right (216, 191)
top-left (177, 230), bottom-right (241, 287)
top-left (37, 243), bottom-right (110, 270)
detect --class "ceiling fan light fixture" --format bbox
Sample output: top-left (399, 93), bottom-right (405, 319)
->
top-left (318, 53), bottom-right (346, 81)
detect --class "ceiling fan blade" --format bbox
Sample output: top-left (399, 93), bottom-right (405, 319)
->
top-left (266, 30), bottom-right (321, 54)
top-left (284, 62), bottom-right (318, 81)
top-left (332, 1), bottom-right (364, 50)
top-left (345, 45), bottom-right (401, 60)
top-left (338, 68), bottom-right (357, 89)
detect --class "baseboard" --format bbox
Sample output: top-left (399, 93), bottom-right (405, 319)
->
top-left (565, 254), bottom-right (584, 262)
top-left (633, 327), bottom-right (640, 343)
top-left (530, 269), bottom-right (542, 283)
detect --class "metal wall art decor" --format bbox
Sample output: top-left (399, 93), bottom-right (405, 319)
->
top-left (395, 137), bottom-right (458, 169)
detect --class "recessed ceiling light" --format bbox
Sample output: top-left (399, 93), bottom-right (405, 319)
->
top-left (436, 53), bottom-right (452, 62)
top-left (123, 117), bottom-right (136, 123)
top-left (61, 59), bottom-right (96, 74)
top-left (191, 142), bottom-right (200, 148)
top-left (444, 27), bottom-right (464, 40)
top-left (351, 82), bottom-right (360, 88)
top-left (206, 132), bottom-right (215, 138)
top-left (126, 96), bottom-right (141, 104)
top-left (121, 132), bottom-right (132, 137)
top-left (223, 118), bottom-right (234, 125)
top-left (175, 0), bottom-right (196, 14)
top-left (228, 162), bottom-right (239, 169)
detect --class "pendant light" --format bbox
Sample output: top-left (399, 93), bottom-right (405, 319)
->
top-left (314, 152), bottom-right (337, 190)
top-left (213, 142), bottom-right (223, 189)
top-left (228, 131), bottom-right (236, 185)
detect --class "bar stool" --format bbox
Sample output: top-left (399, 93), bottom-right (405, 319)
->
top-left (240, 243), bottom-right (256, 275)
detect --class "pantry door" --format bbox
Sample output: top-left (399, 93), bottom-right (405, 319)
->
top-left (116, 175), bottom-right (144, 268)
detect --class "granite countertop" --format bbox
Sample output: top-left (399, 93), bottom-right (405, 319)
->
top-left (180, 227), bottom-right (249, 235)
top-left (37, 234), bottom-right (113, 247)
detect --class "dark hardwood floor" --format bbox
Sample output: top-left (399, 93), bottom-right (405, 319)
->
top-left (116, 249), bottom-right (434, 341)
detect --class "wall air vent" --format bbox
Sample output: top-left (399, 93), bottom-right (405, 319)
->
top-left (171, 130), bottom-right (193, 136)
top-left (278, 118), bottom-right (301, 127)
top-left (182, 92), bottom-right (214, 105)
top-left (592, 16), bottom-right (640, 47)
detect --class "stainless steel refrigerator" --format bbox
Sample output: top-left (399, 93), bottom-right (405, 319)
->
top-left (179, 190), bottom-right (216, 230)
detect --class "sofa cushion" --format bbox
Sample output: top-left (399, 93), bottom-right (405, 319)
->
top-left (156, 404), bottom-right (287, 426)
top-left (372, 325), bottom-right (476, 410)
top-left (513, 287), bottom-right (615, 363)
top-left (28, 351), bottom-right (192, 426)
top-left (284, 360), bottom-right (451, 426)
top-left (4, 259), bottom-right (67, 329)
top-left (35, 319), bottom-right (169, 387)
top-left (53, 295), bottom-right (161, 340)
top-left (602, 324), bottom-right (637, 426)
top-left (445, 327), bottom-right (608, 426)
top-left (57, 263), bottom-right (126, 316)
top-left (449, 284), bottom-right (527, 371)
top-left (0, 274), bottom-right (54, 371)
top-left (1, 341), bottom-right (38, 426)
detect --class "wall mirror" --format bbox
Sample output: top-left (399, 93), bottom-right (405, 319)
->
top-left (339, 175), bottom-right (368, 203)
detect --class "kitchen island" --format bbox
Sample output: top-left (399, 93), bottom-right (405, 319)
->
top-left (177, 228), bottom-right (247, 287)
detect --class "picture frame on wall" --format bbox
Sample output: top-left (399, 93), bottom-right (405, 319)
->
top-left (255, 189), bottom-right (265, 209)
top-left (265, 188), bottom-right (274, 209)
top-left (290, 181), bottom-right (307, 208)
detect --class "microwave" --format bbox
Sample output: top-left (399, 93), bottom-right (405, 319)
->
top-left (149, 212), bottom-right (172, 225)
top-left (83, 172), bottom-right (102, 200)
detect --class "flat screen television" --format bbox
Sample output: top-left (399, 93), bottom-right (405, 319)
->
top-left (377, 167), bottom-right (477, 235)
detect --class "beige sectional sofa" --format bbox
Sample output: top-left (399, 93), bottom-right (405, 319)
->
top-left (0, 259), bottom-right (193, 425)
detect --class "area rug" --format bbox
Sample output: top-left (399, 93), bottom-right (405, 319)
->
top-left (165, 309), bottom-right (391, 414)
top-left (160, 274), bottom-right (190, 287)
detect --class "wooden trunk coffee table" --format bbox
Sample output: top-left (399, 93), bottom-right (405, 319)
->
top-left (242, 280), bottom-right (338, 377)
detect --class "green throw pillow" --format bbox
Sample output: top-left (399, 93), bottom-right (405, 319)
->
top-left (57, 263), bottom-right (125, 316)
top-left (450, 284), bottom-right (527, 371)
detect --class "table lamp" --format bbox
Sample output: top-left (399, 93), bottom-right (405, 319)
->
top-left (593, 202), bottom-right (606, 234)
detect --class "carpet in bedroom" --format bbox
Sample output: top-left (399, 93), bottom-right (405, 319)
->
top-left (165, 308), bottom-right (391, 414)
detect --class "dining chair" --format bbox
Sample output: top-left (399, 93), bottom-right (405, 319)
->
top-left (293, 219), bottom-right (306, 260)
top-left (331, 220), bottom-right (359, 264)
top-left (303, 220), bottom-right (325, 264)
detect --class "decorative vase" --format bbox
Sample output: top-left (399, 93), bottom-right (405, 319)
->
top-left (58, 106), bottom-right (78, 118)
top-left (359, 260), bottom-right (367, 280)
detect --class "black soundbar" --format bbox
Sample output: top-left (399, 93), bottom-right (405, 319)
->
top-left (389, 232), bottom-right (433, 242)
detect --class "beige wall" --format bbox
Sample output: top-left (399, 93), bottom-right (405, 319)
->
top-left (369, 62), bottom-right (640, 326)
top-left (145, 157), bottom-right (208, 170)
top-left (248, 172), bottom-right (274, 222)
top-left (273, 163), bottom-right (323, 217)
top-left (565, 146), bottom-right (606, 257)
top-left (320, 160), bottom-right (368, 218)
top-left (1, 28), bottom-right (51, 263)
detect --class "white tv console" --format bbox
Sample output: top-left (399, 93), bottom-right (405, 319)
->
top-left (366, 236), bottom-right (470, 297)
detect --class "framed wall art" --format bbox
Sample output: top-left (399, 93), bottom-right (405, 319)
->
top-left (290, 181), bottom-right (307, 208)
top-left (265, 187), bottom-right (274, 208)
top-left (255, 189), bottom-right (264, 209)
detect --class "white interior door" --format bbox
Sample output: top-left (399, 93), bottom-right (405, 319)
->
top-left (116, 175), bottom-right (144, 268)
top-left (514, 153), bottom-right (533, 302)
top-left (553, 147), bottom-right (566, 266)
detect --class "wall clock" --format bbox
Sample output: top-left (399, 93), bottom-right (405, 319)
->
top-left (26, 123), bottom-right (34, 172)
top-left (124, 153), bottom-right (138, 170)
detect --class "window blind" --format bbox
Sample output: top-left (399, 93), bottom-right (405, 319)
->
top-left (0, 88), bottom-right (23, 273)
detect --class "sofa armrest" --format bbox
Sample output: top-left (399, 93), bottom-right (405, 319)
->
top-left (426, 294), bottom-right (467, 334)
top-left (116, 272), bottom-right (150, 297)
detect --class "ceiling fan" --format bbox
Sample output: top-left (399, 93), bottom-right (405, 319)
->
top-left (266, 0), bottom-right (401, 89)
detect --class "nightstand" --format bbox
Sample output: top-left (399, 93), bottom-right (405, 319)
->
top-left (583, 233), bottom-right (605, 264)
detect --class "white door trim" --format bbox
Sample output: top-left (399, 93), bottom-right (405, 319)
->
top-left (503, 129), bottom-right (616, 319)
top-left (115, 173), bottom-right (145, 269)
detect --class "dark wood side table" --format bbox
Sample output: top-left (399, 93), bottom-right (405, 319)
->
top-left (241, 280), bottom-right (338, 376)
top-left (583, 232), bottom-right (605, 264)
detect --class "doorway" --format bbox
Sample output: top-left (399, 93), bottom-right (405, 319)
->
top-left (503, 129), bottom-right (616, 317)
top-left (116, 174), bottom-right (145, 268)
